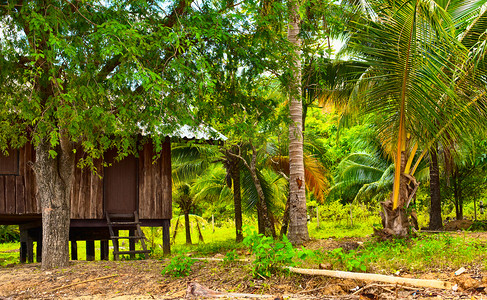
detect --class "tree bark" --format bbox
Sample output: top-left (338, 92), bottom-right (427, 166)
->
top-left (230, 158), bottom-right (243, 243)
top-left (378, 150), bottom-right (414, 238)
top-left (429, 144), bottom-right (443, 230)
top-left (452, 170), bottom-right (463, 220)
top-left (226, 150), bottom-right (243, 243)
top-left (279, 197), bottom-right (290, 238)
top-left (184, 211), bottom-right (192, 245)
top-left (227, 145), bottom-right (275, 237)
top-left (34, 135), bottom-right (75, 269)
top-left (287, 0), bottom-right (309, 244)
top-left (248, 146), bottom-right (276, 237)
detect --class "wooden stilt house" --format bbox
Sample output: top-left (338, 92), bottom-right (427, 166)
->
top-left (0, 125), bottom-right (225, 262)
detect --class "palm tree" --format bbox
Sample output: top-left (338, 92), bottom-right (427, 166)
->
top-left (173, 183), bottom-right (196, 245)
top-left (344, 0), bottom-right (487, 237)
top-left (287, 0), bottom-right (309, 244)
top-left (330, 152), bottom-right (394, 204)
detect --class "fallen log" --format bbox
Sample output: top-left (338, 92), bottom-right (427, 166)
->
top-left (286, 267), bottom-right (452, 290)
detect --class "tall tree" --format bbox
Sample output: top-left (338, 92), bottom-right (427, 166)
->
top-left (287, 0), bottom-right (309, 244)
top-left (0, 0), bottom-right (242, 268)
top-left (345, 0), bottom-right (487, 237)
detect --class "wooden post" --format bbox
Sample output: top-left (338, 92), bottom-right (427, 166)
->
top-left (129, 229), bottom-right (135, 259)
top-left (27, 237), bottom-right (34, 263)
top-left (19, 229), bottom-right (27, 263)
top-left (86, 241), bottom-right (95, 261)
top-left (71, 240), bottom-right (78, 260)
top-left (162, 219), bottom-right (170, 255)
top-left (113, 229), bottom-right (120, 261)
top-left (36, 236), bottom-right (42, 263)
top-left (100, 240), bottom-right (109, 261)
top-left (20, 241), bottom-right (27, 263)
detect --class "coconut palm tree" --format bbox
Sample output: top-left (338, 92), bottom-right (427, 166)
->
top-left (343, 0), bottom-right (487, 237)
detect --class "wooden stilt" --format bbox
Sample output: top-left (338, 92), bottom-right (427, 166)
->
top-left (86, 241), bottom-right (95, 261)
top-left (71, 240), bottom-right (78, 260)
top-left (129, 229), bottom-right (135, 259)
top-left (26, 236), bottom-right (34, 263)
top-left (36, 236), bottom-right (42, 263)
top-left (20, 241), bottom-right (27, 263)
top-left (100, 240), bottom-right (109, 261)
top-left (162, 219), bottom-right (170, 256)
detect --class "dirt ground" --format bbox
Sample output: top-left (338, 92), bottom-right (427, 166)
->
top-left (1, 234), bottom-right (487, 299)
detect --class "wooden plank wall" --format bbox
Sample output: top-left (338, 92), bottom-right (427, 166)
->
top-left (139, 138), bottom-right (172, 220)
top-left (0, 143), bottom-right (38, 215)
top-left (70, 151), bottom-right (104, 219)
top-left (1, 140), bottom-right (172, 220)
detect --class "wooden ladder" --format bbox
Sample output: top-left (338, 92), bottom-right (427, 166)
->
top-left (106, 211), bottom-right (150, 260)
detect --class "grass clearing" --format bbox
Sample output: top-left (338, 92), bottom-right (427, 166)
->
top-left (0, 242), bottom-right (19, 266)
top-left (322, 233), bottom-right (487, 274)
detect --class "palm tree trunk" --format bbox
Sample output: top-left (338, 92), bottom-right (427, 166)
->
top-left (287, 0), bottom-right (309, 244)
top-left (378, 151), bottom-right (412, 238)
top-left (452, 170), bottom-right (463, 220)
top-left (184, 211), bottom-right (192, 245)
top-left (429, 144), bottom-right (443, 230)
top-left (249, 164), bottom-right (276, 237)
top-left (230, 158), bottom-right (243, 242)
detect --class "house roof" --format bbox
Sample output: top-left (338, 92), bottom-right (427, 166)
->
top-left (168, 124), bottom-right (227, 141)
top-left (140, 123), bottom-right (227, 141)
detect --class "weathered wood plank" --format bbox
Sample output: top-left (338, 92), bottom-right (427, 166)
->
top-left (23, 143), bottom-right (36, 213)
top-left (0, 177), bottom-right (5, 213)
top-left (5, 176), bottom-right (16, 214)
top-left (154, 155), bottom-right (162, 218)
top-left (139, 144), bottom-right (151, 219)
top-left (81, 168), bottom-right (91, 219)
top-left (15, 176), bottom-right (25, 214)
top-left (15, 147), bottom-right (25, 214)
top-left (94, 159), bottom-right (104, 219)
top-left (71, 150), bottom-right (82, 219)
top-left (161, 138), bottom-right (172, 219)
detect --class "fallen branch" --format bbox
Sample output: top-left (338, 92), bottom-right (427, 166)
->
top-left (286, 267), bottom-right (452, 290)
top-left (47, 274), bottom-right (119, 293)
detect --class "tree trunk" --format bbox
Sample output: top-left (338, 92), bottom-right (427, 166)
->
top-left (228, 152), bottom-right (243, 243)
top-left (184, 211), bottom-right (192, 245)
top-left (230, 144), bottom-right (275, 237)
top-left (453, 170), bottom-right (463, 220)
top-left (248, 154), bottom-right (276, 237)
top-left (256, 202), bottom-right (266, 235)
top-left (429, 144), bottom-right (443, 230)
top-left (378, 150), bottom-right (414, 238)
top-left (287, 0), bottom-right (309, 244)
top-left (34, 135), bottom-right (74, 269)
top-left (280, 197), bottom-right (290, 238)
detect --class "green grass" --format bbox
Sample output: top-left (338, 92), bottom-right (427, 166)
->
top-left (0, 242), bottom-right (19, 266)
top-left (321, 233), bottom-right (487, 273)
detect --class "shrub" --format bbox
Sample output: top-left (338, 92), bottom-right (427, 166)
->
top-left (0, 225), bottom-right (20, 243)
top-left (243, 230), bottom-right (313, 278)
top-left (161, 251), bottom-right (196, 277)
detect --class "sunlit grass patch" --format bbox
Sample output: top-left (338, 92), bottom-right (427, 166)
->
top-left (0, 242), bottom-right (19, 266)
top-left (321, 233), bottom-right (487, 274)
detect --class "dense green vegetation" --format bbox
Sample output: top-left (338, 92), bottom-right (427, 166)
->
top-left (1, 0), bottom-right (486, 272)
